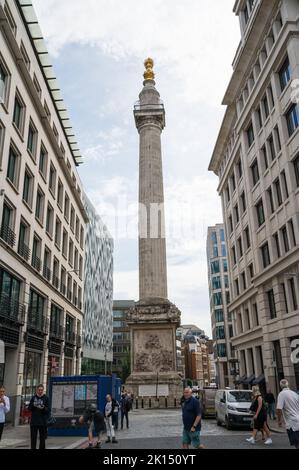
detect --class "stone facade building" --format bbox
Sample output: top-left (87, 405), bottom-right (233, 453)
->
top-left (0, 0), bottom-right (88, 423)
top-left (207, 224), bottom-right (234, 388)
top-left (209, 0), bottom-right (299, 395)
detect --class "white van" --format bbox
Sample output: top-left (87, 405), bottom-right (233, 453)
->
top-left (215, 389), bottom-right (253, 430)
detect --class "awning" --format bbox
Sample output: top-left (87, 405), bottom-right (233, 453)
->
top-left (252, 374), bottom-right (265, 385)
top-left (235, 375), bottom-right (247, 385)
top-left (243, 374), bottom-right (256, 385)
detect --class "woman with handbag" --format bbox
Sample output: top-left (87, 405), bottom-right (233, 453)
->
top-left (246, 386), bottom-right (272, 445)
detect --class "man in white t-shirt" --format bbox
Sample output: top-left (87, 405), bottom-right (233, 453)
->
top-left (276, 379), bottom-right (299, 449)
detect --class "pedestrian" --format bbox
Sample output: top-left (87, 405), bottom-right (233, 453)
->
top-left (181, 387), bottom-right (203, 449)
top-left (276, 379), bottom-right (299, 449)
top-left (79, 403), bottom-right (105, 449)
top-left (265, 389), bottom-right (276, 420)
top-left (104, 394), bottom-right (118, 444)
top-left (112, 398), bottom-right (120, 430)
top-left (120, 393), bottom-right (131, 429)
top-left (246, 385), bottom-right (272, 445)
top-left (0, 386), bottom-right (10, 441)
top-left (28, 384), bottom-right (50, 450)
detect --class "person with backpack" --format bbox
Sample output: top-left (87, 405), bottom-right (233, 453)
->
top-left (28, 384), bottom-right (50, 450)
top-left (120, 393), bottom-right (131, 430)
top-left (79, 403), bottom-right (105, 449)
top-left (246, 386), bottom-right (272, 445)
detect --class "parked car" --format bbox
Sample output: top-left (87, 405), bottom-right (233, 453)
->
top-left (198, 388), bottom-right (217, 418)
top-left (215, 389), bottom-right (253, 430)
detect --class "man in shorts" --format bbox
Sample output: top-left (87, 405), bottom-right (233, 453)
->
top-left (181, 387), bottom-right (203, 449)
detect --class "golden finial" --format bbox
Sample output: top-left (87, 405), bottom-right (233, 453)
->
top-left (143, 57), bottom-right (155, 81)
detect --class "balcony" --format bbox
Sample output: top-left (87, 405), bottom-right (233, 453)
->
top-left (43, 266), bottom-right (52, 282)
top-left (65, 331), bottom-right (76, 345)
top-left (18, 242), bottom-right (31, 262)
top-left (49, 324), bottom-right (64, 342)
top-left (31, 255), bottom-right (42, 272)
top-left (27, 310), bottom-right (49, 336)
top-left (52, 275), bottom-right (60, 290)
top-left (0, 293), bottom-right (25, 325)
top-left (0, 224), bottom-right (16, 248)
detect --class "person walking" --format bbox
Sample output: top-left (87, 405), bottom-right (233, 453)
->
top-left (181, 387), bottom-right (203, 449)
top-left (265, 389), bottom-right (276, 420)
top-left (79, 403), bottom-right (105, 449)
top-left (0, 386), bottom-right (10, 441)
top-left (246, 386), bottom-right (272, 445)
top-left (28, 384), bottom-right (50, 450)
top-left (120, 393), bottom-right (131, 430)
top-left (104, 394), bottom-right (118, 444)
top-left (277, 379), bottom-right (299, 449)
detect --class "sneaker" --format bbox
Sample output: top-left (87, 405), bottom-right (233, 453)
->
top-left (105, 438), bottom-right (111, 444)
top-left (264, 438), bottom-right (272, 445)
top-left (112, 438), bottom-right (118, 444)
top-left (246, 437), bottom-right (256, 444)
top-left (95, 442), bottom-right (102, 449)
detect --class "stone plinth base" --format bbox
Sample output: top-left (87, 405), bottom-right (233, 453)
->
top-left (125, 298), bottom-right (183, 400)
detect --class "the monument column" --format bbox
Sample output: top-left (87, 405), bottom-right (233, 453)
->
top-left (126, 59), bottom-right (182, 401)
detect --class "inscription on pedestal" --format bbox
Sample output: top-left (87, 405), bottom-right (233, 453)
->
top-left (138, 384), bottom-right (169, 397)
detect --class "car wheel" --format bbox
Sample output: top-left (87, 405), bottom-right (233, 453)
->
top-left (225, 416), bottom-right (233, 430)
top-left (216, 414), bottom-right (221, 426)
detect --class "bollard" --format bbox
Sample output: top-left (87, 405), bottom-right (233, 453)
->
top-left (174, 397), bottom-right (177, 408)
top-left (165, 397), bottom-right (168, 408)
top-left (149, 398), bottom-right (151, 408)
top-left (141, 398), bottom-right (144, 409)
top-left (136, 398), bottom-right (138, 410)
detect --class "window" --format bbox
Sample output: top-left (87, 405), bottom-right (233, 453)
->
top-left (62, 229), bottom-right (68, 258)
top-left (274, 126), bottom-right (281, 152)
top-left (286, 104), bottom-right (299, 137)
top-left (7, 145), bottom-right (19, 188)
top-left (244, 226), bottom-right (251, 249)
top-left (22, 167), bottom-right (34, 208)
top-left (60, 267), bottom-right (66, 295)
top-left (4, 3), bottom-right (17, 35)
top-left (289, 278), bottom-right (298, 311)
top-left (80, 226), bottom-right (84, 249)
top-left (213, 293), bottom-right (223, 307)
top-left (75, 216), bottom-right (80, 240)
top-left (0, 201), bottom-right (15, 246)
top-left (273, 232), bottom-right (281, 258)
top-left (261, 145), bottom-right (268, 171)
top-left (274, 179), bottom-right (283, 207)
top-left (230, 173), bottom-right (236, 192)
top-left (248, 264), bottom-right (254, 281)
top-left (33, 74), bottom-right (41, 98)
top-left (288, 219), bottom-right (296, 247)
top-left (237, 159), bottom-right (243, 178)
top-left (18, 220), bottom-right (30, 261)
top-left (44, 101), bottom-right (51, 122)
top-left (0, 121), bottom-right (4, 167)
top-left (267, 186), bottom-right (275, 214)
top-left (28, 289), bottom-right (45, 330)
top-left (216, 326), bottom-right (225, 340)
top-left (74, 248), bottom-right (79, 272)
top-left (53, 259), bottom-right (59, 289)
top-left (226, 185), bottom-right (230, 203)
top-left (232, 246), bottom-right (237, 265)
top-left (294, 154), bottom-right (299, 187)
top-left (43, 248), bottom-right (51, 281)
top-left (35, 187), bottom-right (44, 224)
top-left (20, 42), bottom-right (30, 70)
top-left (0, 267), bottom-right (20, 312)
top-left (224, 275), bottom-right (229, 289)
top-left (256, 199), bottom-right (265, 227)
top-left (281, 226), bottom-right (290, 253)
top-left (68, 239), bottom-right (74, 267)
top-left (247, 122), bottom-right (255, 148)
top-left (50, 304), bottom-right (63, 337)
top-left (46, 204), bottom-right (54, 237)
top-left (212, 276), bottom-right (221, 290)
top-left (57, 179), bottom-right (63, 208)
top-left (13, 93), bottom-right (25, 133)
top-left (64, 193), bottom-right (70, 221)
top-left (240, 192), bottom-right (246, 213)
top-left (70, 206), bottom-right (75, 232)
top-left (282, 283), bottom-right (288, 314)
top-left (234, 204), bottom-right (239, 224)
top-left (223, 259), bottom-right (228, 272)
top-left (238, 237), bottom-right (243, 258)
top-left (55, 217), bottom-right (62, 248)
top-left (39, 144), bottom-right (48, 179)
top-left (49, 163), bottom-right (56, 195)
top-left (253, 303), bottom-right (259, 326)
top-left (267, 289), bottom-right (276, 319)
top-left (235, 279), bottom-right (240, 296)
top-left (53, 123), bottom-right (59, 142)
top-left (0, 59), bottom-right (10, 106)
top-left (251, 159), bottom-right (260, 186)
top-left (279, 56), bottom-right (291, 92)
top-left (257, 106), bottom-right (263, 129)
top-left (281, 171), bottom-right (289, 199)
top-left (268, 84), bottom-right (274, 109)
top-left (268, 134), bottom-right (276, 161)
top-left (32, 235), bottom-right (41, 271)
top-left (229, 215), bottom-right (233, 234)
top-left (217, 343), bottom-right (227, 358)
top-left (261, 242), bottom-right (271, 268)
top-left (262, 94), bottom-right (269, 119)
top-left (27, 120), bottom-right (37, 159)
top-left (79, 255), bottom-right (83, 279)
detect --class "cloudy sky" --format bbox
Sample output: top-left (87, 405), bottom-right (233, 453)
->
top-left (32, 0), bottom-right (240, 336)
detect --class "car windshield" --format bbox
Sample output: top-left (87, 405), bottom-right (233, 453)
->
top-left (227, 391), bottom-right (252, 403)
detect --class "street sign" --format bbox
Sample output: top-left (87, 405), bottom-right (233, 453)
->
top-left (0, 340), bottom-right (4, 364)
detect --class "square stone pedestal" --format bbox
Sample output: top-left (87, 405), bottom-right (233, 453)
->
top-left (125, 298), bottom-right (183, 401)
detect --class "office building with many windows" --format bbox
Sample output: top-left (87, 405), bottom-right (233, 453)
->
top-left (0, 0), bottom-right (88, 423)
top-left (207, 224), bottom-right (234, 388)
top-left (209, 0), bottom-right (299, 395)
top-left (112, 300), bottom-right (135, 383)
